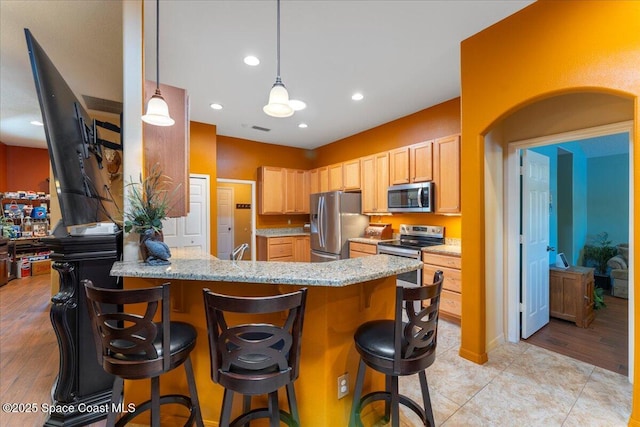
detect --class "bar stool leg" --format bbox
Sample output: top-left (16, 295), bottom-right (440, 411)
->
top-left (150, 376), bottom-right (160, 427)
top-left (220, 388), bottom-right (234, 426)
top-left (242, 395), bottom-right (251, 427)
top-left (285, 382), bottom-right (300, 426)
top-left (184, 355), bottom-right (204, 427)
top-left (107, 377), bottom-right (124, 427)
top-left (384, 375), bottom-right (392, 422)
top-left (267, 391), bottom-right (279, 427)
top-left (389, 376), bottom-right (400, 427)
top-left (419, 371), bottom-right (435, 427)
top-left (349, 359), bottom-right (367, 427)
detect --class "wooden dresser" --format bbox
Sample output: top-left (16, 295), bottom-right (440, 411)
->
top-left (549, 266), bottom-right (595, 328)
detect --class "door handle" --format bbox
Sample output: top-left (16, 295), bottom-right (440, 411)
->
top-left (547, 246), bottom-right (556, 252)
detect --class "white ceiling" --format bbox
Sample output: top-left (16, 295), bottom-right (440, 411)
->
top-left (1, 1), bottom-right (535, 151)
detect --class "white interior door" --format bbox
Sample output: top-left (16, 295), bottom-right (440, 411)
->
top-left (217, 187), bottom-right (234, 260)
top-left (521, 150), bottom-right (551, 339)
top-left (162, 175), bottom-right (210, 254)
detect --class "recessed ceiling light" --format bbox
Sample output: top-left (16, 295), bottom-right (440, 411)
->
top-left (351, 93), bottom-right (364, 101)
top-left (210, 103), bottom-right (223, 110)
top-left (243, 55), bottom-right (260, 66)
top-left (298, 123), bottom-right (308, 129)
top-left (30, 120), bottom-right (43, 126)
top-left (289, 99), bottom-right (306, 111)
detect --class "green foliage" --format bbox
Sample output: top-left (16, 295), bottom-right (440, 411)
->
top-left (593, 286), bottom-right (607, 310)
top-left (582, 232), bottom-right (617, 275)
top-left (123, 164), bottom-right (176, 234)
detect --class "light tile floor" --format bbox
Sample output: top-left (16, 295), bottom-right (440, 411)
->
top-left (391, 320), bottom-right (632, 426)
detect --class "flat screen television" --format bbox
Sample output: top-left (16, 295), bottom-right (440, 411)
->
top-left (24, 29), bottom-right (122, 233)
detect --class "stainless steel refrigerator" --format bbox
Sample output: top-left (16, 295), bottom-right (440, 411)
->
top-left (310, 191), bottom-right (369, 262)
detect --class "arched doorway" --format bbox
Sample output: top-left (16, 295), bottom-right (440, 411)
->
top-left (482, 91), bottom-right (635, 379)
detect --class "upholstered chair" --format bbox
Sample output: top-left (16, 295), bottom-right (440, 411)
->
top-left (608, 243), bottom-right (629, 298)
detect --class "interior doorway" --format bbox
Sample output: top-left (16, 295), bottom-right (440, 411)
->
top-left (503, 121), bottom-right (634, 379)
top-left (216, 179), bottom-right (256, 261)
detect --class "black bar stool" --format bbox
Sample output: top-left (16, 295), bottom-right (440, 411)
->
top-left (202, 288), bottom-right (307, 427)
top-left (349, 271), bottom-right (444, 427)
top-left (83, 280), bottom-right (204, 427)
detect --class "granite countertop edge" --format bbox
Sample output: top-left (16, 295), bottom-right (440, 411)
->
top-left (111, 253), bottom-right (422, 287)
top-left (255, 227), bottom-right (310, 237)
top-left (422, 244), bottom-right (462, 256)
top-left (348, 237), bottom-right (398, 245)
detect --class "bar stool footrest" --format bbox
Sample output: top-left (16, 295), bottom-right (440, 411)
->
top-left (358, 391), bottom-right (428, 426)
top-left (114, 394), bottom-right (197, 427)
top-left (230, 407), bottom-right (298, 427)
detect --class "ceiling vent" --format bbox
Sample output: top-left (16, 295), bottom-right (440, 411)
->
top-left (82, 95), bottom-right (123, 115)
top-left (251, 125), bottom-right (271, 132)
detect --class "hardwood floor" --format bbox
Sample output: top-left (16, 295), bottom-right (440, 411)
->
top-left (525, 293), bottom-right (629, 376)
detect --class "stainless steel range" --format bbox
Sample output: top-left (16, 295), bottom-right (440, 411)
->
top-left (378, 224), bottom-right (445, 287)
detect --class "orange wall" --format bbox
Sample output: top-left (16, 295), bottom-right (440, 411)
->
top-left (315, 98), bottom-right (462, 238)
top-left (0, 142), bottom-right (7, 191)
top-left (1, 145), bottom-right (49, 192)
top-left (460, 1), bottom-right (640, 422)
top-left (217, 135), bottom-right (314, 228)
top-left (314, 98), bottom-right (460, 166)
top-left (189, 121), bottom-right (218, 254)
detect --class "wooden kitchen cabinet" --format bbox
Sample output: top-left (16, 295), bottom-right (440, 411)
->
top-left (328, 163), bottom-right (344, 191)
top-left (389, 147), bottom-right (410, 185)
top-left (284, 169), bottom-right (309, 214)
top-left (549, 266), bottom-right (595, 328)
top-left (422, 251), bottom-right (462, 323)
top-left (257, 235), bottom-right (310, 262)
top-left (309, 168), bottom-right (320, 194)
top-left (258, 166), bottom-right (309, 214)
top-left (318, 167), bottom-right (329, 193)
top-left (361, 152), bottom-right (389, 214)
top-left (294, 236), bottom-right (310, 262)
top-left (433, 134), bottom-right (461, 214)
top-left (258, 166), bottom-right (285, 214)
top-left (410, 140), bottom-right (434, 183)
top-left (349, 241), bottom-right (377, 258)
top-left (342, 159), bottom-right (361, 191)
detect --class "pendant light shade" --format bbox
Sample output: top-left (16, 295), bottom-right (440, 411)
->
top-left (142, 89), bottom-right (175, 126)
top-left (142, 0), bottom-right (174, 126)
top-left (263, 77), bottom-right (293, 118)
top-left (264, 0), bottom-right (294, 118)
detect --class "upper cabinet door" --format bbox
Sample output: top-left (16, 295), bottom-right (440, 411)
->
top-left (434, 134), bottom-right (461, 214)
top-left (309, 168), bottom-right (320, 194)
top-left (143, 80), bottom-right (189, 217)
top-left (342, 159), bottom-right (361, 191)
top-left (410, 140), bottom-right (433, 183)
top-left (389, 147), bottom-right (410, 185)
top-left (258, 166), bottom-right (285, 214)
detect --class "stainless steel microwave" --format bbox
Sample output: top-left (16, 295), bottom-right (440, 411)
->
top-left (387, 182), bottom-right (433, 212)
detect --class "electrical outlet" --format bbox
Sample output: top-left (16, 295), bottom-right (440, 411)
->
top-left (337, 373), bottom-right (349, 399)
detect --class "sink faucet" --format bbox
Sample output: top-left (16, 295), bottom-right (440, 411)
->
top-left (230, 243), bottom-right (249, 261)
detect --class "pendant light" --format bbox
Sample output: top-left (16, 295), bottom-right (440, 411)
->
top-left (142, 0), bottom-right (175, 126)
top-left (263, 0), bottom-right (294, 118)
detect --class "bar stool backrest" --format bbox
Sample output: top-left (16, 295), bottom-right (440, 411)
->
top-left (394, 271), bottom-right (444, 373)
top-left (84, 280), bottom-right (171, 378)
top-left (202, 288), bottom-right (307, 393)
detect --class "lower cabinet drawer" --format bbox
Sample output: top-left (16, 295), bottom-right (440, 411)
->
top-left (269, 242), bottom-right (293, 258)
top-left (439, 290), bottom-right (461, 319)
top-left (349, 242), bottom-right (377, 255)
top-left (423, 265), bottom-right (461, 292)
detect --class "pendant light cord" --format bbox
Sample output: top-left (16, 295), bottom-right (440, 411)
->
top-left (155, 0), bottom-right (160, 91)
top-left (276, 0), bottom-right (281, 79)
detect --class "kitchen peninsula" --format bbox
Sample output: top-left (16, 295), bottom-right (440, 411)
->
top-left (111, 250), bottom-right (422, 426)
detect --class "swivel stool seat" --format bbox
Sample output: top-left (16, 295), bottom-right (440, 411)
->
top-left (202, 287), bottom-right (307, 427)
top-left (83, 280), bottom-right (204, 427)
top-left (349, 271), bottom-right (444, 427)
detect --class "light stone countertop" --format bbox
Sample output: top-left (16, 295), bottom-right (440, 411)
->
top-left (422, 244), bottom-right (462, 256)
top-left (111, 250), bottom-right (422, 287)
top-left (349, 237), bottom-right (398, 245)
top-left (255, 227), bottom-right (310, 237)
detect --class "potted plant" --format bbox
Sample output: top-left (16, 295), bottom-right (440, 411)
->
top-left (123, 164), bottom-right (176, 261)
top-left (582, 231), bottom-right (617, 290)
